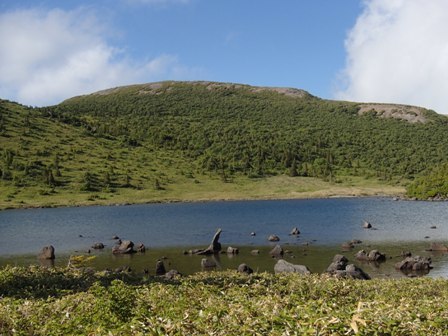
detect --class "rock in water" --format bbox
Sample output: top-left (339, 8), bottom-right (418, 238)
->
top-left (112, 240), bottom-right (135, 254)
top-left (91, 242), bottom-right (105, 249)
top-left (268, 234), bottom-right (280, 242)
top-left (155, 260), bottom-right (166, 275)
top-left (289, 227), bottom-right (300, 235)
top-left (237, 263), bottom-right (253, 274)
top-left (39, 245), bottom-right (55, 260)
top-left (195, 228), bottom-right (222, 255)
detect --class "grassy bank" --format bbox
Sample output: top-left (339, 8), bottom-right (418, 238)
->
top-left (0, 174), bottom-right (405, 210)
top-left (0, 266), bottom-right (446, 335)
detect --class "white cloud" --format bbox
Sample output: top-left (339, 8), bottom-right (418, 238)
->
top-left (0, 8), bottom-right (200, 106)
top-left (335, 0), bottom-right (448, 114)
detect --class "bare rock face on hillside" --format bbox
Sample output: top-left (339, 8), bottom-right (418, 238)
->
top-left (358, 104), bottom-right (428, 123)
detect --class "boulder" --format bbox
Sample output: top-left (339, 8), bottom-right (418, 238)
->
top-left (251, 249), bottom-right (260, 255)
top-left (39, 245), bottom-right (55, 260)
top-left (136, 243), bottom-right (146, 253)
top-left (269, 244), bottom-right (284, 257)
top-left (91, 242), bottom-right (105, 249)
top-left (227, 246), bottom-right (239, 254)
top-left (274, 259), bottom-right (310, 275)
top-left (268, 234), bottom-right (280, 242)
top-left (289, 227), bottom-right (300, 235)
top-left (237, 263), bottom-right (253, 274)
top-left (112, 240), bottom-right (135, 254)
top-left (341, 241), bottom-right (354, 250)
top-left (155, 260), bottom-right (166, 275)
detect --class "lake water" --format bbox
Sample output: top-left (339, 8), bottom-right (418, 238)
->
top-left (1, 197), bottom-right (447, 278)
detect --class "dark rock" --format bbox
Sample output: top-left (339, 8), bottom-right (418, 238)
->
top-left (112, 235), bottom-right (120, 240)
top-left (91, 242), bottom-right (105, 249)
top-left (363, 220), bottom-right (372, 229)
top-left (327, 254), bottom-right (370, 280)
top-left (351, 239), bottom-right (362, 244)
top-left (201, 258), bottom-right (216, 269)
top-left (326, 254), bottom-right (348, 272)
top-left (39, 245), bottom-right (55, 260)
top-left (289, 227), bottom-right (300, 235)
top-left (136, 243), bottom-right (146, 253)
top-left (401, 251), bottom-right (412, 257)
top-left (227, 246), bottom-right (239, 254)
top-left (155, 260), bottom-right (166, 275)
top-left (237, 263), bottom-right (253, 274)
top-left (112, 240), bottom-right (135, 254)
top-left (268, 234), bottom-right (280, 242)
top-left (274, 259), bottom-right (310, 275)
top-left (269, 244), bottom-right (284, 257)
top-left (345, 264), bottom-right (371, 280)
top-left (195, 228), bottom-right (222, 255)
top-left (114, 265), bottom-right (131, 273)
top-left (355, 249), bottom-right (386, 262)
top-left (395, 256), bottom-right (432, 274)
top-left (165, 269), bottom-right (181, 280)
top-left (430, 226), bottom-right (437, 229)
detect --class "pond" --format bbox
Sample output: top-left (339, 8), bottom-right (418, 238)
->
top-left (0, 197), bottom-right (447, 278)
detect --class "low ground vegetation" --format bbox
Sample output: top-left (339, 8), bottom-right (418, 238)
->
top-left (0, 266), bottom-right (447, 335)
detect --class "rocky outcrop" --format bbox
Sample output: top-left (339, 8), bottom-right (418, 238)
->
top-left (39, 245), bottom-right (55, 260)
top-left (112, 240), bottom-right (135, 254)
top-left (274, 259), bottom-right (310, 275)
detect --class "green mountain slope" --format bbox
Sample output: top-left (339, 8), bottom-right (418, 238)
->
top-left (1, 81), bottom-right (447, 208)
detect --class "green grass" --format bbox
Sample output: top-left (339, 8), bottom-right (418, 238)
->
top-left (0, 266), bottom-right (447, 335)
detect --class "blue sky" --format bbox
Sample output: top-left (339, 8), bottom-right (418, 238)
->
top-left (1, 0), bottom-right (448, 114)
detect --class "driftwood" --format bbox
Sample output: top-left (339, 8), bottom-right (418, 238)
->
top-left (195, 228), bottom-right (222, 255)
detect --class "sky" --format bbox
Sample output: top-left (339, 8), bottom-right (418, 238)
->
top-left (1, 0), bottom-right (448, 114)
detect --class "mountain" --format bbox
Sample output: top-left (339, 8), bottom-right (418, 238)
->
top-left (1, 81), bottom-right (447, 208)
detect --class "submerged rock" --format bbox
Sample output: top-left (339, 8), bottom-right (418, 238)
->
top-left (112, 240), bottom-right (135, 254)
top-left (268, 234), bottom-right (280, 242)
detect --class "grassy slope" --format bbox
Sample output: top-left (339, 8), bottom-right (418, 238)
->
top-left (0, 266), bottom-right (447, 335)
top-left (0, 96), bottom-right (405, 210)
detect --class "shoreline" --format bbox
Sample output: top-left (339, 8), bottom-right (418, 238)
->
top-left (0, 188), bottom-right (406, 211)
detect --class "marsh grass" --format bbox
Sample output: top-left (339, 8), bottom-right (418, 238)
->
top-left (0, 266), bottom-right (447, 335)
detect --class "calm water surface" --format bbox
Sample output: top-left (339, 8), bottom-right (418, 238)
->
top-left (1, 197), bottom-right (447, 278)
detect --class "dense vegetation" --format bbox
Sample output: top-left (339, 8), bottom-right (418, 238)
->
top-left (1, 81), bottom-right (448, 207)
top-left (1, 266), bottom-right (447, 335)
top-left (407, 163), bottom-right (448, 199)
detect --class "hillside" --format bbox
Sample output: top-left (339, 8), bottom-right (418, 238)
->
top-left (1, 81), bottom-right (448, 208)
